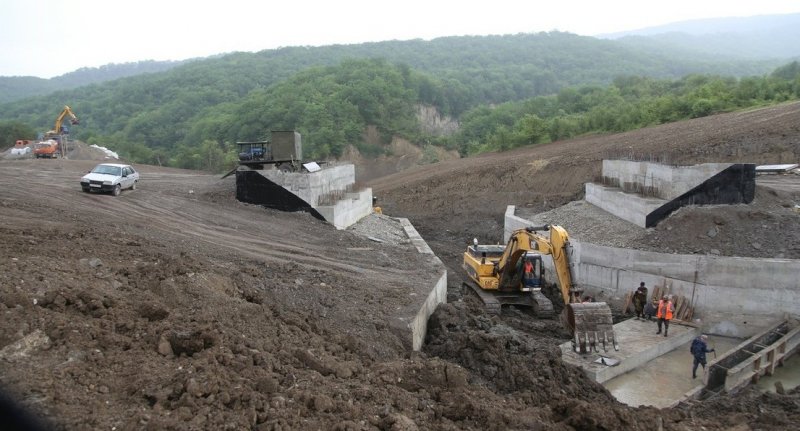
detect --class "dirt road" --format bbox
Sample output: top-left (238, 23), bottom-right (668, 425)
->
top-left (0, 102), bottom-right (799, 430)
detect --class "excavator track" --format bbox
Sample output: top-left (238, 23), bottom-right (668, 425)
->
top-left (463, 282), bottom-right (554, 317)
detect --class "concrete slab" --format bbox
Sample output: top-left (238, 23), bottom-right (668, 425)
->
top-left (604, 334), bottom-right (742, 408)
top-left (560, 318), bottom-right (699, 383)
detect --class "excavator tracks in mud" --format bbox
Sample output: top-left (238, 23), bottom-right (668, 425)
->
top-left (463, 282), bottom-right (554, 318)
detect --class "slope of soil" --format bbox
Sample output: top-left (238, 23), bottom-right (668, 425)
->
top-left (0, 103), bottom-right (799, 430)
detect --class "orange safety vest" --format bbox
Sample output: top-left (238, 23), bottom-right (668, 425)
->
top-left (524, 261), bottom-right (533, 274)
top-left (657, 300), bottom-right (674, 320)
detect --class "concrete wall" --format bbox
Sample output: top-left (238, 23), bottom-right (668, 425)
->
top-left (589, 162), bottom-right (756, 228)
top-left (601, 160), bottom-right (730, 200)
top-left (399, 218), bottom-right (447, 351)
top-left (506, 206), bottom-right (800, 337)
top-left (585, 183), bottom-right (664, 228)
top-left (239, 163), bottom-right (374, 230)
top-left (256, 164), bottom-right (355, 207)
top-left (315, 189), bottom-right (373, 230)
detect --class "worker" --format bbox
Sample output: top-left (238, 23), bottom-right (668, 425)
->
top-left (656, 295), bottom-right (674, 337)
top-left (643, 298), bottom-right (657, 321)
top-left (632, 282), bottom-right (648, 319)
top-left (523, 259), bottom-right (535, 286)
top-left (691, 334), bottom-right (715, 379)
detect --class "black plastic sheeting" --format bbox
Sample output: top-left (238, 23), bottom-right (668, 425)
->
top-left (646, 164), bottom-right (756, 228)
top-left (236, 170), bottom-right (325, 221)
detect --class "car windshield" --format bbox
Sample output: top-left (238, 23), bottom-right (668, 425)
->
top-left (91, 165), bottom-right (122, 176)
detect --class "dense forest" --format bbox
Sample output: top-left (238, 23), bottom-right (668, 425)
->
top-left (1, 31), bottom-right (799, 172)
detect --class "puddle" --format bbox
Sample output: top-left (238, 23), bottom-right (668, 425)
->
top-left (755, 353), bottom-right (800, 393)
top-left (604, 335), bottom-right (741, 408)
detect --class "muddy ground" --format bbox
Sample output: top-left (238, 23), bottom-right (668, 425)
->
top-left (0, 102), bottom-right (799, 430)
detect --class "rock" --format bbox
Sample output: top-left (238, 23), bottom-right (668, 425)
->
top-left (157, 334), bottom-right (174, 357)
top-left (0, 329), bottom-right (51, 361)
top-left (310, 394), bottom-right (333, 412)
top-left (706, 227), bottom-right (718, 238)
top-left (752, 242), bottom-right (762, 250)
top-left (186, 378), bottom-right (203, 397)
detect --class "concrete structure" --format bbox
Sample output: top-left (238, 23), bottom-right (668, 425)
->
top-left (398, 218), bottom-right (447, 351)
top-left (506, 206), bottom-right (800, 338)
top-left (705, 320), bottom-right (800, 394)
top-left (236, 163), bottom-right (373, 229)
top-left (561, 318), bottom-right (698, 383)
top-left (586, 160), bottom-right (755, 227)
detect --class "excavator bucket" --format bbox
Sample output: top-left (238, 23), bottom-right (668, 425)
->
top-left (566, 302), bottom-right (619, 354)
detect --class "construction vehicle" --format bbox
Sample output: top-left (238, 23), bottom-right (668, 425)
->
top-left (237, 130), bottom-right (302, 172)
top-left (33, 140), bottom-right (60, 158)
top-left (35, 105), bottom-right (79, 158)
top-left (463, 225), bottom-right (618, 353)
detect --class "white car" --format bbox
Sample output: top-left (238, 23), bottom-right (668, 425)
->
top-left (80, 163), bottom-right (139, 196)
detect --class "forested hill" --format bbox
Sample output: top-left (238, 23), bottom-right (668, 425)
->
top-left (603, 13), bottom-right (800, 60)
top-left (1, 31), bottom-right (798, 171)
top-left (0, 60), bottom-right (185, 104)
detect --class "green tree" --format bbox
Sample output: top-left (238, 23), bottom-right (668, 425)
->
top-left (0, 121), bottom-right (35, 149)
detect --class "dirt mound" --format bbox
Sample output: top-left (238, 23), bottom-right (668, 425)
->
top-left (1, 103), bottom-right (800, 430)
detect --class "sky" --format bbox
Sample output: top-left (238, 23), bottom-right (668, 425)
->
top-left (2, 0), bottom-right (799, 79)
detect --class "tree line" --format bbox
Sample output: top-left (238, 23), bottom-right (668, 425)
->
top-left (0, 32), bottom-right (797, 172)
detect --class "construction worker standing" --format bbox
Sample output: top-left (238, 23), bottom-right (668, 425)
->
top-left (656, 296), bottom-right (674, 337)
top-left (633, 282), bottom-right (648, 319)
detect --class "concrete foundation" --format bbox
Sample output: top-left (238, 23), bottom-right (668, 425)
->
top-left (561, 319), bottom-right (698, 383)
top-left (587, 161), bottom-right (755, 227)
top-left (236, 163), bottom-right (373, 229)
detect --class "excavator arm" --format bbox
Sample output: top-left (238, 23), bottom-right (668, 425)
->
top-left (52, 105), bottom-right (79, 135)
top-left (495, 225), bottom-right (618, 353)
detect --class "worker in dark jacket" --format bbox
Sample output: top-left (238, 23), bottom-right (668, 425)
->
top-left (643, 299), bottom-right (657, 321)
top-left (633, 282), bottom-right (648, 319)
top-left (691, 334), bottom-right (715, 379)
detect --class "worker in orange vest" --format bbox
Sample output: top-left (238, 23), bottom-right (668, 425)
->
top-left (656, 295), bottom-right (674, 337)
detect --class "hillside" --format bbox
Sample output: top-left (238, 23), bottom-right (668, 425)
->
top-left (0, 60), bottom-right (184, 104)
top-left (0, 103), bottom-right (799, 430)
top-left (0, 32), bottom-right (785, 152)
top-left (604, 13), bottom-right (800, 60)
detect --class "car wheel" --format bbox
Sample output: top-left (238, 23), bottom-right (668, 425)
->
top-left (112, 184), bottom-right (121, 196)
top-left (131, 181), bottom-right (137, 190)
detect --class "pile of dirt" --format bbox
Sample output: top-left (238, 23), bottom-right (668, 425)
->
top-left (0, 102), bottom-right (799, 430)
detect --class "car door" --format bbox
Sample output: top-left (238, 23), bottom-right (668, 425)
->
top-left (122, 166), bottom-right (133, 189)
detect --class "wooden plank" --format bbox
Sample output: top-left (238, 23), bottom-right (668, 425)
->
top-left (623, 291), bottom-right (633, 314)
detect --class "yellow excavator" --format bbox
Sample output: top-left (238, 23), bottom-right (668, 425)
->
top-left (41, 105), bottom-right (79, 158)
top-left (463, 225), bottom-right (618, 353)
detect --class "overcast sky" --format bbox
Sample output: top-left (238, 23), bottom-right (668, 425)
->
top-left (2, 0), bottom-right (799, 79)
